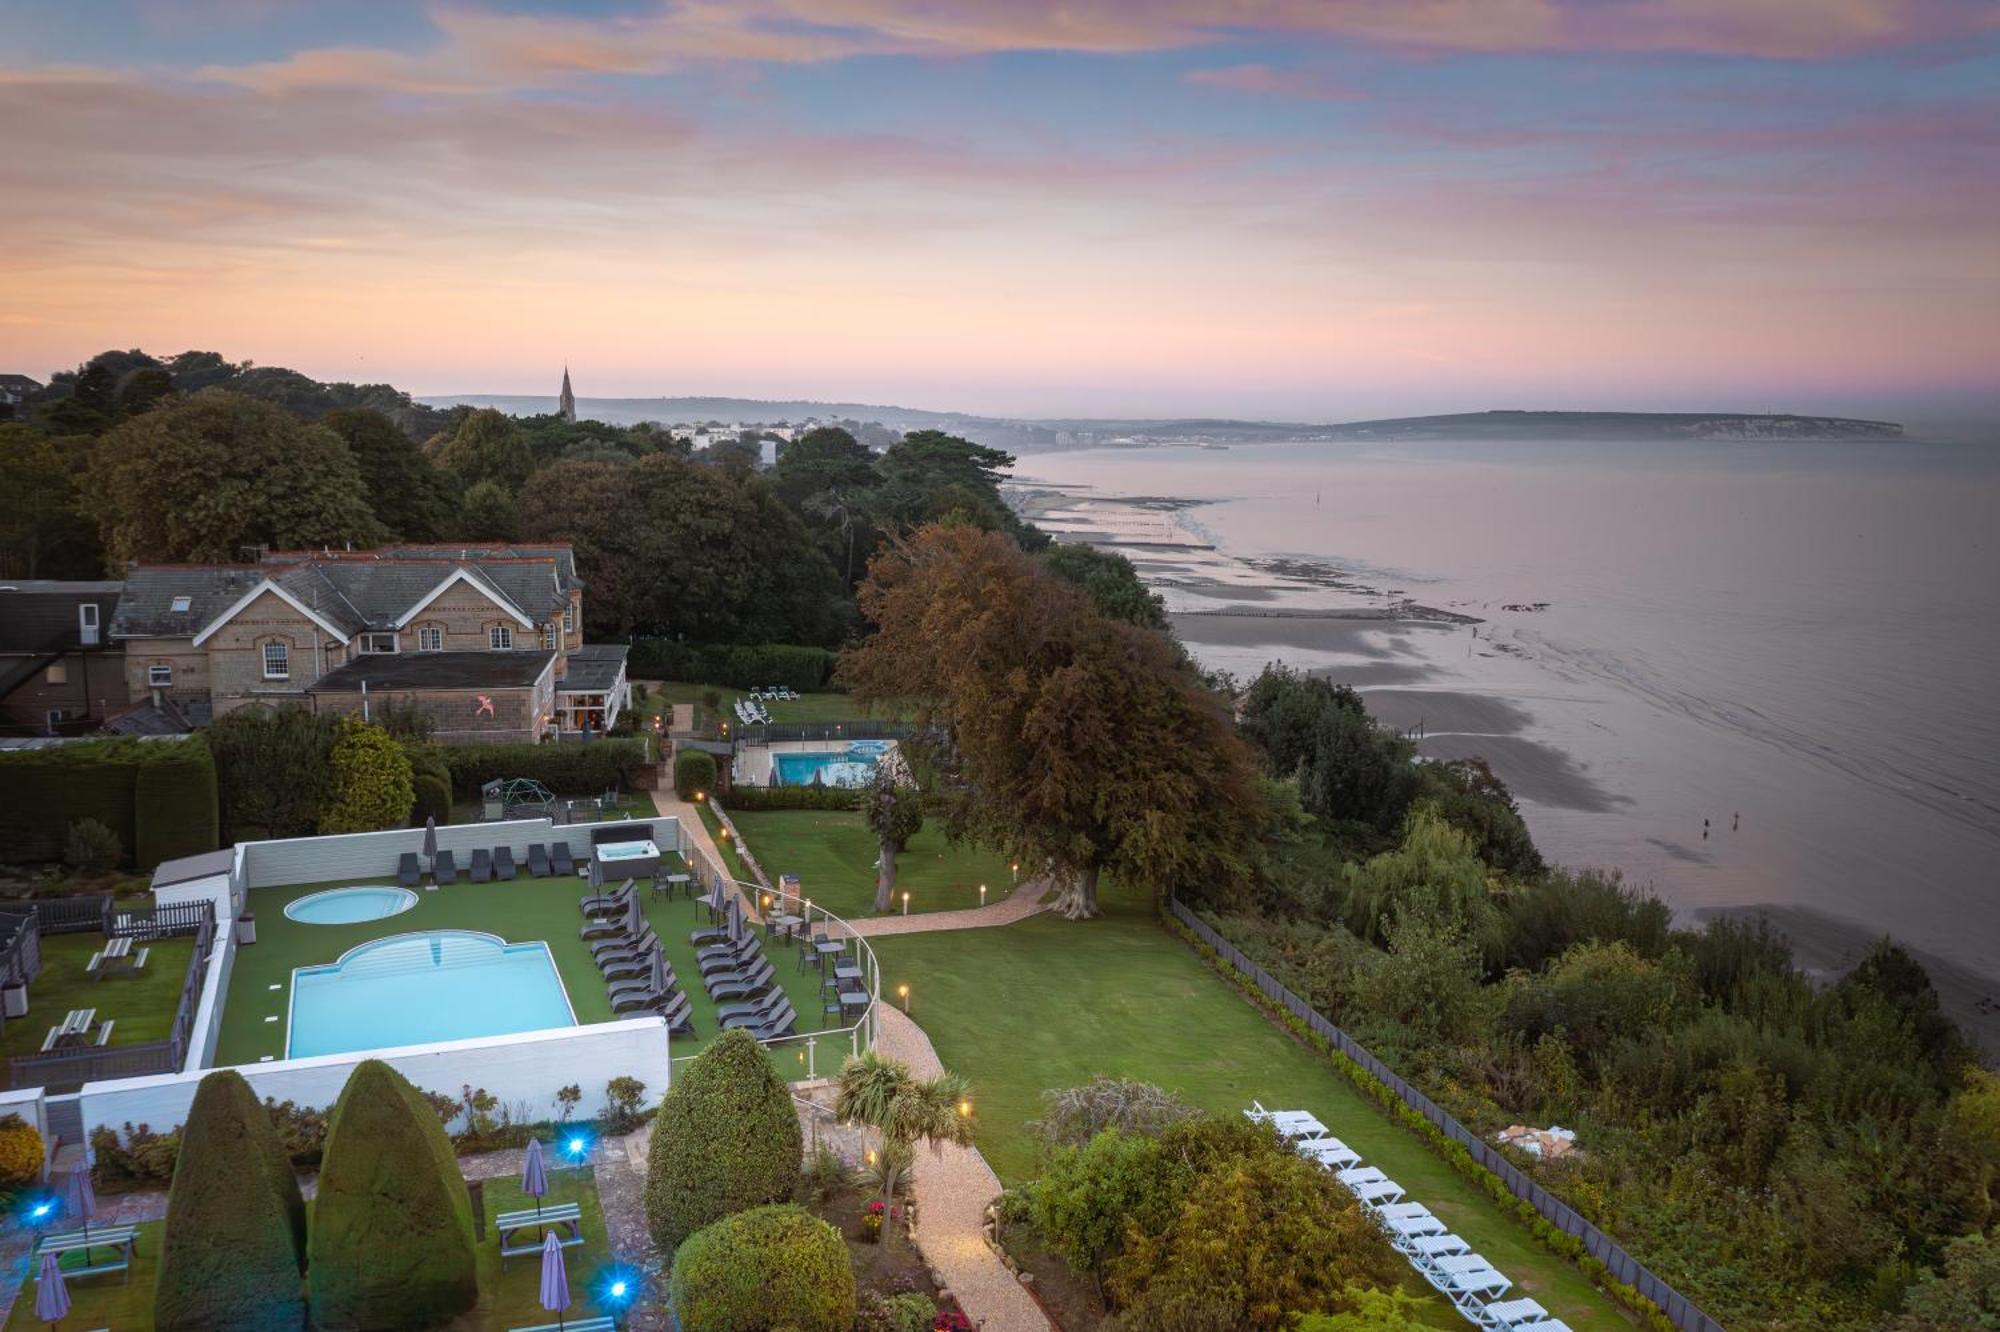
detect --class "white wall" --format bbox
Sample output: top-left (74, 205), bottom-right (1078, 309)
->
top-left (82, 1017), bottom-right (670, 1141)
top-left (240, 815), bottom-right (682, 889)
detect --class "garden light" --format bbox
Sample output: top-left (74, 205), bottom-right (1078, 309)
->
top-left (979, 883), bottom-right (987, 906)
top-left (901, 891), bottom-right (909, 915)
top-left (898, 983), bottom-right (910, 1013)
top-left (959, 1100), bottom-right (972, 1117)
top-left (694, 791), bottom-right (705, 803)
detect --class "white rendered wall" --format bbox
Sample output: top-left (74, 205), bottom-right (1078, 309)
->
top-left (239, 815), bottom-right (681, 889)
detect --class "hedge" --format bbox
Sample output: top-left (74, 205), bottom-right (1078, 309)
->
top-left (0, 735), bottom-right (219, 869)
top-left (674, 749), bottom-right (718, 800)
top-left (307, 1060), bottom-right (478, 1330)
top-left (155, 1070), bottom-right (307, 1332)
top-left (628, 641), bottom-right (838, 693)
top-left (441, 738), bottom-right (649, 799)
top-left (669, 1204), bottom-right (856, 1332)
top-left (404, 743), bottom-right (454, 826)
top-left (645, 1029), bottom-right (803, 1249)
top-left (719, 785), bottom-right (860, 812)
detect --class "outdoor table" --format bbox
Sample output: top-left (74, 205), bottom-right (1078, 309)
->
top-left (812, 937), bottom-right (846, 971)
top-left (34, 1225), bottom-right (140, 1282)
top-left (86, 936), bottom-right (148, 982)
top-left (832, 958), bottom-right (863, 984)
top-left (663, 872), bottom-right (693, 901)
top-left (772, 913), bottom-right (804, 942)
top-left (837, 986), bottom-right (870, 1021)
top-left (496, 1201), bottom-right (583, 1270)
top-left (43, 1008), bottom-right (96, 1050)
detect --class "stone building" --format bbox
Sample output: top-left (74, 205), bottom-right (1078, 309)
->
top-left (0, 581), bottom-right (124, 734)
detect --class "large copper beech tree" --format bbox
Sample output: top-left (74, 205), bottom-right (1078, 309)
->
top-left (839, 524), bottom-right (1260, 919)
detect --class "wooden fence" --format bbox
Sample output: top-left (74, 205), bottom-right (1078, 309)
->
top-left (1168, 898), bottom-right (1726, 1332)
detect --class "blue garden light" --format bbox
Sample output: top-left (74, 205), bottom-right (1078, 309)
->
top-left (563, 1129), bottom-right (592, 1164)
top-left (595, 1264), bottom-right (639, 1310)
top-left (20, 1193), bottom-right (58, 1228)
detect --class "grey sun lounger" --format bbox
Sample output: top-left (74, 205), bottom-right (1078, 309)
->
top-left (697, 939), bottom-right (762, 977)
top-left (704, 956), bottom-right (776, 1002)
top-left (527, 843), bottom-right (551, 877)
top-left (580, 912), bottom-right (634, 942)
top-left (600, 947), bottom-right (658, 983)
top-left (590, 926), bottom-right (657, 966)
top-left (618, 989), bottom-right (694, 1034)
top-left (609, 967), bottom-right (681, 1007)
top-left (550, 843), bottom-right (575, 875)
top-left (469, 848), bottom-right (493, 882)
top-left (398, 852), bottom-right (421, 887)
top-left (581, 880), bottom-right (634, 917)
top-left (726, 997), bottom-right (798, 1039)
top-left (433, 849), bottom-right (461, 883)
top-left (493, 845), bottom-right (517, 879)
top-left (715, 988), bottom-right (790, 1026)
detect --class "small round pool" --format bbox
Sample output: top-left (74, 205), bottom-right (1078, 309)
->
top-left (284, 886), bottom-right (419, 925)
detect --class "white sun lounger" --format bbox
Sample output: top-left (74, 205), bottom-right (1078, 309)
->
top-left (1485, 1299), bottom-right (1572, 1332)
top-left (1352, 1177), bottom-right (1407, 1207)
top-left (1375, 1201), bottom-right (1433, 1222)
top-left (1382, 1209), bottom-right (1446, 1248)
top-left (1426, 1256), bottom-right (1511, 1309)
top-left (1243, 1104), bottom-right (1333, 1141)
top-left (1298, 1136), bottom-right (1361, 1169)
top-left (1408, 1232), bottom-right (1472, 1268)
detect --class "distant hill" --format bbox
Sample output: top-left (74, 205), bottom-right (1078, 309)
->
top-left (1315, 410), bottom-right (1904, 441)
top-left (423, 393), bottom-right (992, 432)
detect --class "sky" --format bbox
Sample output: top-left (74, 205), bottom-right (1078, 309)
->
top-left (2, 0), bottom-right (1997, 423)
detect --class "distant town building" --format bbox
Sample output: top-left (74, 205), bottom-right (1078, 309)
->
top-left (0, 581), bottom-right (124, 735)
top-left (558, 366), bottom-right (576, 422)
top-left (0, 374), bottom-right (41, 419)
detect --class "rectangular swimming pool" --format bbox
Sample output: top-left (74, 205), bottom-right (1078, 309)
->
top-left (287, 930), bottom-right (575, 1058)
top-left (772, 747), bottom-right (883, 788)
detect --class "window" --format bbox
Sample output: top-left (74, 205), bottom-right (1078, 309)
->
top-left (45, 663), bottom-right (67, 686)
top-left (542, 624), bottom-right (557, 650)
top-left (489, 626), bottom-right (513, 650)
top-left (418, 626), bottom-right (442, 652)
top-left (149, 663), bottom-right (173, 688)
top-left (46, 710), bottom-right (66, 732)
top-left (562, 603), bottom-right (574, 635)
top-left (169, 595), bottom-right (192, 613)
top-left (360, 632), bottom-right (398, 654)
top-left (262, 642), bottom-right (290, 680)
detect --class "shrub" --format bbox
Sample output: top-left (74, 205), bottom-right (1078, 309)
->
top-left (155, 1070), bottom-right (307, 1332)
top-left (441, 739), bottom-right (647, 798)
top-left (720, 785), bottom-right (859, 812)
top-left (674, 748), bottom-right (718, 800)
top-left (668, 1203), bottom-right (855, 1332)
top-left (604, 1075), bottom-right (649, 1134)
top-left (1030, 1077), bottom-right (1202, 1152)
top-left (645, 1029), bottom-right (802, 1249)
top-left (1030, 1128), bottom-right (1189, 1280)
top-left (207, 705), bottom-right (341, 841)
top-left (64, 818), bottom-right (122, 874)
top-left (307, 1060), bottom-right (477, 1329)
top-left (88, 1122), bottom-right (181, 1192)
top-left (0, 1115), bottom-right (42, 1186)
top-left (628, 641), bottom-right (838, 693)
top-left (409, 772), bottom-right (452, 827)
top-left (319, 718), bottom-right (416, 833)
top-left (855, 1291), bottom-right (938, 1332)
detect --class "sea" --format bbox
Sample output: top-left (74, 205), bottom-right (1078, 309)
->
top-left (1012, 437), bottom-right (2000, 1031)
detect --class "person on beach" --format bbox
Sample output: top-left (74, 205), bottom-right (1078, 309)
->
top-left (1703, 818), bottom-right (1710, 839)
top-left (1733, 811), bottom-right (1740, 831)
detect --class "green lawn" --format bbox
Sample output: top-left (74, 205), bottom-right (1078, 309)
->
top-left (4, 1173), bottom-right (623, 1331)
top-left (1, 930), bottom-right (196, 1071)
top-left (217, 868), bottom-right (835, 1073)
top-left (725, 809), bottom-right (1018, 919)
top-left (867, 882), bottom-right (1635, 1331)
top-left (638, 680), bottom-right (909, 730)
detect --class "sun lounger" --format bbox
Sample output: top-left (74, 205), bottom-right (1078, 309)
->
top-left (527, 843), bottom-right (551, 877)
top-left (580, 912), bottom-right (635, 942)
top-left (1408, 1233), bottom-right (1471, 1268)
top-left (1484, 1299), bottom-right (1568, 1331)
top-left (434, 849), bottom-right (461, 883)
top-left (550, 842), bottom-right (575, 875)
top-left (731, 997), bottom-right (798, 1039)
top-left (715, 988), bottom-right (790, 1026)
top-left (1299, 1136), bottom-right (1361, 1170)
top-left (697, 939), bottom-right (762, 977)
top-left (493, 845), bottom-right (517, 879)
top-left (1382, 1210), bottom-right (1446, 1250)
top-left (398, 852), bottom-right (421, 887)
top-left (600, 949), bottom-right (658, 983)
top-left (469, 848), bottom-right (493, 882)
top-left (705, 956), bottom-right (776, 1001)
top-left (590, 927), bottom-right (657, 966)
top-left (581, 878), bottom-right (635, 917)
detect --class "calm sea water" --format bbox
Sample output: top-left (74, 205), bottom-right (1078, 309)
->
top-left (1016, 438), bottom-right (2000, 980)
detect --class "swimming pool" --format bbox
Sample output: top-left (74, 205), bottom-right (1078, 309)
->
top-left (772, 743), bottom-right (887, 788)
top-left (287, 930), bottom-right (574, 1058)
top-left (284, 886), bottom-right (418, 925)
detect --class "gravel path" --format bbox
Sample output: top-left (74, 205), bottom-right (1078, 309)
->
top-left (847, 877), bottom-right (1050, 936)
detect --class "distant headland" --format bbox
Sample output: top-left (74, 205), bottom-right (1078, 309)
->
top-left (1316, 409), bottom-right (1904, 441)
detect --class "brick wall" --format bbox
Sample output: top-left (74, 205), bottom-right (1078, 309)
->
top-left (0, 650), bottom-right (123, 729)
top-left (120, 638), bottom-right (211, 704)
top-left (311, 684), bottom-right (541, 744)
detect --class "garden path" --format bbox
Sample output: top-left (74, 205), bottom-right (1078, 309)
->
top-left (844, 876), bottom-right (1051, 937)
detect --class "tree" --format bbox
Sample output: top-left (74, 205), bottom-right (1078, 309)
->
top-left (322, 407), bottom-right (457, 540)
top-left (840, 525), bottom-right (1261, 918)
top-left (669, 1204), bottom-right (856, 1332)
top-left (319, 718), bottom-right (415, 833)
top-left (1336, 808), bottom-right (1498, 955)
top-left (1894, 1231), bottom-right (2000, 1330)
top-left (1029, 1077), bottom-right (1202, 1152)
top-left (115, 366), bottom-right (176, 418)
top-left (459, 479), bottom-right (520, 540)
top-left (771, 426), bottom-right (882, 586)
top-left (863, 770), bottom-right (923, 912)
top-left (1030, 1128), bottom-right (1187, 1288)
top-left (873, 430), bottom-right (1026, 538)
top-left (0, 426), bottom-right (100, 578)
top-left (426, 407), bottom-right (534, 491)
top-left (85, 391), bottom-right (385, 562)
top-left (155, 1070), bottom-right (307, 1332)
top-left (1042, 542), bottom-right (1166, 630)
top-left (206, 704), bottom-right (341, 840)
top-left (645, 1029), bottom-right (803, 1249)
top-left (1237, 669), bottom-right (1420, 848)
top-left (307, 1060), bottom-right (477, 1329)
top-left (832, 1050), bottom-right (973, 1215)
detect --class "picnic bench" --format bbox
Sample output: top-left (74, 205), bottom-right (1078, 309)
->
top-left (513, 1319), bottom-right (616, 1332)
top-left (85, 935), bottom-right (149, 981)
top-left (40, 1009), bottom-right (113, 1053)
top-left (496, 1201), bottom-right (583, 1270)
top-left (34, 1225), bottom-right (141, 1282)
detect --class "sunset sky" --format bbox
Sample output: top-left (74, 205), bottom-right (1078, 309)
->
top-left (4, 0), bottom-right (1997, 421)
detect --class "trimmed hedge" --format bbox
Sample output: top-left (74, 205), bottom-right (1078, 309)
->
top-left (441, 738), bottom-right (648, 799)
top-left (628, 641), bottom-right (837, 693)
top-left (673, 749), bottom-right (718, 800)
top-left (155, 1070), bottom-right (307, 1332)
top-left (719, 785), bottom-right (861, 812)
top-left (645, 1029), bottom-right (803, 1249)
top-left (307, 1060), bottom-right (477, 1330)
top-left (0, 735), bottom-right (219, 869)
top-left (669, 1203), bottom-right (856, 1332)
top-left (404, 744), bottom-right (454, 826)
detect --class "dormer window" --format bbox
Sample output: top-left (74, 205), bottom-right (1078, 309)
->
top-left (359, 632), bottom-right (398, 654)
top-left (170, 595), bottom-right (192, 613)
top-left (489, 626), bottom-right (513, 650)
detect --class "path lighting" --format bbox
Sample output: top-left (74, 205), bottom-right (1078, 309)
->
top-left (901, 891), bottom-right (910, 915)
top-left (958, 1100), bottom-right (972, 1118)
top-left (898, 983), bottom-right (910, 1013)
top-left (979, 883), bottom-right (987, 906)
top-left (694, 791), bottom-right (705, 803)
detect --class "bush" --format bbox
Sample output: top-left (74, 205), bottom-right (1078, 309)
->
top-left (645, 1029), bottom-right (803, 1249)
top-left (0, 1115), bottom-right (42, 1186)
top-left (668, 1203), bottom-right (855, 1332)
top-left (675, 748), bottom-right (718, 800)
top-left (87, 1122), bottom-right (181, 1192)
top-left (64, 818), bottom-right (122, 874)
top-left (0, 735), bottom-right (220, 867)
top-left (319, 718), bottom-right (415, 833)
top-left (1030, 1128), bottom-right (1188, 1279)
top-left (307, 1060), bottom-right (477, 1329)
top-left (1030, 1077), bottom-right (1201, 1152)
top-left (441, 738), bottom-right (648, 798)
top-left (628, 641), bottom-right (838, 693)
top-left (855, 1291), bottom-right (938, 1332)
top-left (207, 705), bottom-right (341, 841)
top-left (155, 1070), bottom-right (307, 1332)
top-left (721, 785), bottom-right (859, 812)
top-left (409, 772), bottom-right (452, 827)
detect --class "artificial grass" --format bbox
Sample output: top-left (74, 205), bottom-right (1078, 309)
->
top-left (866, 882), bottom-right (1637, 1332)
top-left (1, 1175), bottom-right (623, 1332)
top-left (724, 810), bottom-right (1018, 919)
top-left (0, 930), bottom-right (197, 1067)
top-left (216, 869), bottom-right (834, 1074)
top-left (639, 681), bottom-right (909, 729)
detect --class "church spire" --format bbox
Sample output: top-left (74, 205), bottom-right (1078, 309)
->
top-left (558, 364), bottom-right (576, 422)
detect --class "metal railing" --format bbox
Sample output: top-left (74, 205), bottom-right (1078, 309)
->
top-left (0, 908), bottom-right (41, 987)
top-left (1168, 899), bottom-right (1725, 1332)
top-left (734, 719), bottom-right (916, 744)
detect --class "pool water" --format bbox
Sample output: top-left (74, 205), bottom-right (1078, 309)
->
top-left (772, 744), bottom-right (885, 788)
top-left (284, 886), bottom-right (418, 925)
top-left (288, 930), bottom-right (574, 1058)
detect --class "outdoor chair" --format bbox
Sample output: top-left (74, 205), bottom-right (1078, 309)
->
top-left (527, 843), bottom-right (551, 877)
top-left (731, 997), bottom-right (798, 1039)
top-left (715, 987), bottom-right (789, 1027)
top-left (696, 938), bottom-right (762, 977)
top-left (550, 842), bottom-right (575, 875)
top-left (398, 852), bottom-right (421, 887)
top-left (590, 925), bottom-right (657, 966)
top-left (600, 946), bottom-right (658, 982)
top-left (704, 956), bottom-right (776, 1001)
top-left (433, 849), bottom-right (461, 883)
top-left (469, 848), bottom-right (493, 882)
top-left (580, 879), bottom-right (634, 918)
top-left (493, 845), bottom-right (517, 879)
top-left (609, 964), bottom-right (681, 1008)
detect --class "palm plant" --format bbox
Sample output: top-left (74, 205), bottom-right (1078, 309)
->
top-left (833, 1051), bottom-right (974, 1212)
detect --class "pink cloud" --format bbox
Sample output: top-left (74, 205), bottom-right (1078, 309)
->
top-left (1184, 64), bottom-right (1366, 102)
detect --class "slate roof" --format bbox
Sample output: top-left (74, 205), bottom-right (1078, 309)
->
top-left (109, 566), bottom-right (264, 639)
top-left (102, 695), bottom-right (210, 735)
top-left (0, 374), bottom-right (41, 393)
top-left (0, 581), bottom-right (123, 653)
top-left (558, 643), bottom-right (629, 692)
top-left (305, 650), bottom-right (557, 693)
